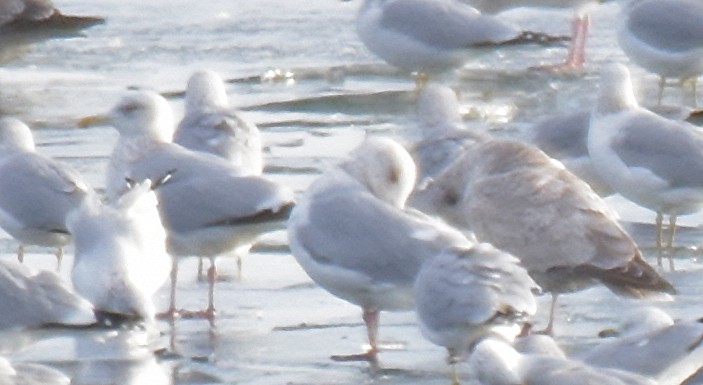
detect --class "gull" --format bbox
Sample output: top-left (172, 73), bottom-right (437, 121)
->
top-left (463, 0), bottom-right (598, 70)
top-left (0, 0), bottom-right (103, 60)
top-left (579, 307), bottom-right (703, 385)
top-left (588, 63), bottom-right (703, 270)
top-left (414, 243), bottom-right (538, 384)
top-left (409, 84), bottom-right (488, 184)
top-left (0, 259), bottom-right (95, 330)
top-left (355, 0), bottom-right (564, 82)
top-left (617, 0), bottom-right (703, 105)
top-left (0, 356), bottom-right (71, 385)
top-left (414, 136), bottom-right (676, 334)
top-left (174, 70), bottom-right (263, 175)
top-left (173, 69), bottom-right (264, 279)
top-left (0, 117), bottom-right (93, 269)
top-left (468, 337), bottom-right (658, 385)
top-left (287, 137), bottom-right (473, 365)
top-left (408, 84), bottom-right (488, 211)
top-left (88, 90), bottom-right (295, 319)
top-left (522, 110), bottom-right (615, 196)
top-left (67, 179), bottom-right (171, 324)
top-left (409, 86), bottom-right (674, 333)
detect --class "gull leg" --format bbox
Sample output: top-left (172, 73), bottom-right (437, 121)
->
top-left (693, 78), bottom-right (698, 107)
top-left (197, 257), bottom-right (205, 282)
top-left (55, 247), bottom-right (63, 271)
top-left (658, 77), bottom-right (666, 106)
top-left (236, 255), bottom-right (243, 281)
top-left (206, 256), bottom-right (217, 319)
top-left (538, 294), bottom-right (558, 335)
top-left (532, 14), bottom-right (588, 71)
top-left (157, 258), bottom-right (179, 319)
top-left (331, 308), bottom-right (380, 367)
top-left (447, 348), bottom-right (462, 385)
top-left (566, 14), bottom-right (589, 68)
top-left (666, 215), bottom-right (677, 271)
top-left (656, 211), bottom-right (664, 267)
top-left (17, 245), bottom-right (24, 263)
top-left (451, 362), bottom-right (461, 385)
top-left (415, 72), bottom-right (430, 90)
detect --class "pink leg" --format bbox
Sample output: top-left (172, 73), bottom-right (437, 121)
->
top-left (532, 14), bottom-right (589, 72)
top-left (331, 308), bottom-right (380, 365)
top-left (565, 14), bottom-right (589, 68)
top-left (157, 258), bottom-right (179, 319)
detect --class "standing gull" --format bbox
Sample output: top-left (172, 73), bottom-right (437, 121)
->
top-left (414, 136), bottom-right (675, 334)
top-left (617, 0), bottom-right (703, 104)
top-left (174, 69), bottom-right (264, 279)
top-left (588, 63), bottom-right (703, 270)
top-left (91, 90), bottom-right (294, 319)
top-left (414, 243), bottom-right (538, 384)
top-left (68, 179), bottom-right (171, 324)
top-left (355, 0), bottom-right (563, 82)
top-left (287, 137), bottom-right (473, 365)
top-left (0, 117), bottom-right (93, 269)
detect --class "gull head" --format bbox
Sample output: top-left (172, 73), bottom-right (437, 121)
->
top-left (468, 338), bottom-right (522, 385)
top-left (185, 70), bottom-right (229, 115)
top-left (0, 117), bottom-right (35, 153)
top-left (342, 137), bottom-right (417, 208)
top-left (109, 90), bottom-right (175, 143)
top-left (595, 63), bottom-right (639, 115)
top-left (417, 84), bottom-right (464, 136)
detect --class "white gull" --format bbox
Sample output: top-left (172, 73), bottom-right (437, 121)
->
top-left (95, 90), bottom-right (294, 319)
top-left (617, 0), bottom-right (703, 104)
top-left (68, 179), bottom-right (171, 324)
top-left (414, 242), bottom-right (538, 383)
top-left (0, 117), bottom-right (92, 269)
top-left (287, 136), bottom-right (473, 364)
top-left (173, 69), bottom-right (264, 280)
top-left (588, 63), bottom-right (703, 270)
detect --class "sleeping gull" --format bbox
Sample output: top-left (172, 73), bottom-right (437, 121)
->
top-left (588, 63), bottom-right (703, 270)
top-left (88, 90), bottom-right (295, 319)
top-left (413, 136), bottom-right (675, 334)
top-left (617, 0), bottom-right (703, 104)
top-left (463, 0), bottom-right (598, 70)
top-left (414, 243), bottom-right (538, 384)
top-left (68, 179), bottom-right (171, 324)
top-left (174, 70), bottom-right (263, 175)
top-left (0, 117), bottom-right (93, 269)
top-left (408, 84), bottom-right (488, 185)
top-left (173, 69), bottom-right (264, 280)
top-left (355, 0), bottom-right (565, 82)
top-left (468, 337), bottom-right (658, 385)
top-left (0, 357), bottom-right (71, 385)
top-left (0, 259), bottom-right (95, 330)
top-left (579, 306), bottom-right (703, 385)
top-left (287, 137), bottom-right (473, 365)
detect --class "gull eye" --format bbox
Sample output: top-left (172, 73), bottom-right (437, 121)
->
top-left (387, 166), bottom-right (400, 184)
top-left (119, 102), bottom-right (140, 114)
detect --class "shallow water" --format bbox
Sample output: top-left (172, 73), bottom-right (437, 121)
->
top-left (2, 0), bottom-right (703, 384)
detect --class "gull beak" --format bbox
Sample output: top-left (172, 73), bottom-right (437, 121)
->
top-left (77, 114), bottom-right (109, 128)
